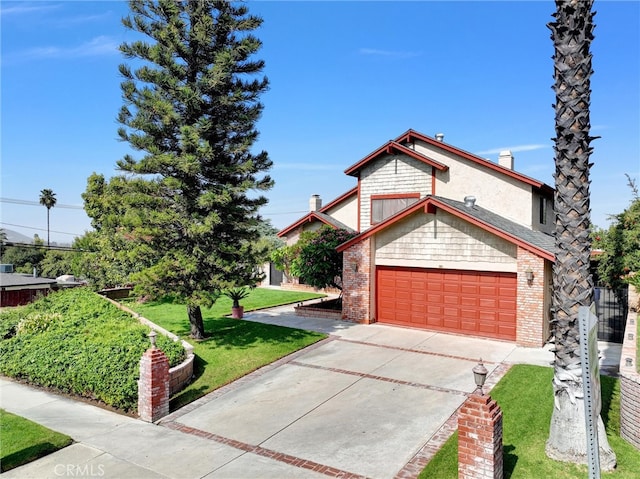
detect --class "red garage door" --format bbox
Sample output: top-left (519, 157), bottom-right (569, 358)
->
top-left (376, 266), bottom-right (517, 341)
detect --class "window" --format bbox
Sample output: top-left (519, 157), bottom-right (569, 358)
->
top-left (371, 194), bottom-right (420, 224)
top-left (539, 197), bottom-right (547, 224)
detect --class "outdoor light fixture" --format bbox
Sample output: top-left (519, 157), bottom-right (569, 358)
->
top-left (351, 262), bottom-right (358, 272)
top-left (525, 268), bottom-right (534, 284)
top-left (149, 330), bottom-right (157, 349)
top-left (626, 357), bottom-right (634, 367)
top-left (473, 359), bottom-right (488, 395)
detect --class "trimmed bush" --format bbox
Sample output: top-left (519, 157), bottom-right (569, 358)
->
top-left (0, 288), bottom-right (185, 412)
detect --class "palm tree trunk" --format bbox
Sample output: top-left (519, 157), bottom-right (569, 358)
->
top-left (47, 208), bottom-right (50, 247)
top-left (546, 0), bottom-right (615, 469)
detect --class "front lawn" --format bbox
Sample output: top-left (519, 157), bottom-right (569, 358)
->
top-left (127, 288), bottom-right (328, 409)
top-left (420, 365), bottom-right (640, 478)
top-left (127, 288), bottom-right (325, 336)
top-left (0, 409), bottom-right (73, 472)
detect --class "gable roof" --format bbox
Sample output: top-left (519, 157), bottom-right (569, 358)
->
top-left (395, 129), bottom-right (554, 194)
top-left (337, 195), bottom-right (555, 261)
top-left (277, 211), bottom-right (356, 238)
top-left (344, 140), bottom-right (449, 177)
top-left (277, 187), bottom-right (358, 238)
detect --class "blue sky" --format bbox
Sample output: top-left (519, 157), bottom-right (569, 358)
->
top-left (1, 1), bottom-right (639, 245)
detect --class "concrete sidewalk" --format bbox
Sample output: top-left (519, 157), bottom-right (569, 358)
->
top-left (1, 304), bottom-right (622, 479)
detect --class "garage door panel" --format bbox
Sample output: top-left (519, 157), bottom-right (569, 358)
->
top-left (376, 266), bottom-right (516, 341)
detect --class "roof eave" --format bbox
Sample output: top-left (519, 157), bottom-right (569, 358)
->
top-left (338, 196), bottom-right (555, 261)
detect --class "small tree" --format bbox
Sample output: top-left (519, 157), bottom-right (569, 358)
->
top-left (595, 179), bottom-right (640, 290)
top-left (0, 229), bottom-right (7, 258)
top-left (271, 230), bottom-right (315, 282)
top-left (296, 227), bottom-right (357, 291)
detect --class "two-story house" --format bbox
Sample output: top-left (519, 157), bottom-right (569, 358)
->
top-left (279, 129), bottom-right (555, 347)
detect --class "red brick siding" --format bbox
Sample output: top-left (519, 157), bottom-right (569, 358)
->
top-left (516, 247), bottom-right (547, 347)
top-left (294, 305), bottom-right (342, 320)
top-left (342, 238), bottom-right (373, 323)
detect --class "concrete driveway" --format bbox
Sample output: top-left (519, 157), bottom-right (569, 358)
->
top-left (157, 306), bottom-right (554, 479)
top-left (4, 302), bottom-right (620, 479)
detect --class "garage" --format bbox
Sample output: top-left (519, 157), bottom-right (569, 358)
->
top-left (376, 266), bottom-right (517, 341)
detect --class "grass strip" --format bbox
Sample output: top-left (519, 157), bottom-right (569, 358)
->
top-left (0, 409), bottom-right (73, 473)
top-left (420, 364), bottom-right (640, 478)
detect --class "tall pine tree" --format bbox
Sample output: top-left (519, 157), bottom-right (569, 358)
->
top-left (90, 0), bottom-right (272, 338)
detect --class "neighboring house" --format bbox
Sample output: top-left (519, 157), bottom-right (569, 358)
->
top-left (279, 129), bottom-right (556, 347)
top-left (0, 273), bottom-right (57, 307)
top-left (278, 188), bottom-right (359, 245)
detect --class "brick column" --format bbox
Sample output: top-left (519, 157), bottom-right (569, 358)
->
top-left (516, 246), bottom-right (547, 347)
top-left (342, 238), bottom-right (373, 323)
top-left (138, 347), bottom-right (170, 422)
top-left (458, 393), bottom-right (503, 479)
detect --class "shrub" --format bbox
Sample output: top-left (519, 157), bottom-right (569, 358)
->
top-left (0, 308), bottom-right (23, 339)
top-left (17, 312), bottom-right (63, 335)
top-left (0, 288), bottom-right (185, 411)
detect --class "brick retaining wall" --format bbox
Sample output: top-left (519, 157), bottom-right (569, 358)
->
top-left (620, 285), bottom-right (640, 450)
top-left (100, 294), bottom-right (195, 396)
top-left (294, 304), bottom-right (342, 320)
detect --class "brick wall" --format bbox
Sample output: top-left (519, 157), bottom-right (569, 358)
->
top-left (458, 393), bottom-right (503, 479)
top-left (516, 247), bottom-right (547, 347)
top-left (342, 238), bottom-right (373, 323)
top-left (620, 285), bottom-right (640, 450)
top-left (280, 283), bottom-right (341, 295)
top-left (102, 295), bottom-right (194, 395)
top-left (294, 304), bottom-right (342, 320)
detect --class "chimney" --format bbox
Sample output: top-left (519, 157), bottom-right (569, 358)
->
top-left (435, 133), bottom-right (445, 142)
top-left (309, 194), bottom-right (322, 212)
top-left (464, 196), bottom-right (476, 208)
top-left (498, 150), bottom-right (514, 170)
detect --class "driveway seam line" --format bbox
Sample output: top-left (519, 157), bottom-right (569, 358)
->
top-left (162, 421), bottom-right (370, 479)
top-left (289, 360), bottom-right (470, 397)
top-left (159, 335), bottom-right (339, 424)
top-left (335, 338), bottom-right (500, 364)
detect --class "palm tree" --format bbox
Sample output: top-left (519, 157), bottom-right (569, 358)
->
top-left (546, 0), bottom-right (616, 469)
top-left (39, 189), bottom-right (57, 246)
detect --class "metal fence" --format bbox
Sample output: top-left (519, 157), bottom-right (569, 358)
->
top-left (595, 286), bottom-right (628, 343)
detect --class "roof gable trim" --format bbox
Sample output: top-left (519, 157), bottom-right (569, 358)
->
top-left (338, 196), bottom-right (554, 261)
top-left (344, 141), bottom-right (448, 177)
top-left (395, 129), bottom-right (550, 191)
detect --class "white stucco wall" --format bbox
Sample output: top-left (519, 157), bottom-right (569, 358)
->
top-left (323, 194), bottom-right (358, 230)
top-left (374, 209), bottom-right (517, 272)
top-left (411, 140), bottom-right (534, 227)
top-left (359, 155), bottom-right (433, 230)
top-left (531, 190), bottom-right (554, 234)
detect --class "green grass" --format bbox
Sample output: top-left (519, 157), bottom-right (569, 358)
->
top-left (0, 409), bottom-right (73, 473)
top-left (420, 365), bottom-right (640, 478)
top-left (127, 288), bottom-right (328, 409)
